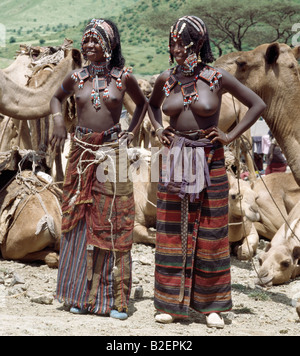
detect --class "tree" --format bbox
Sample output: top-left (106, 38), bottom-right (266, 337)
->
top-left (184, 0), bottom-right (300, 55)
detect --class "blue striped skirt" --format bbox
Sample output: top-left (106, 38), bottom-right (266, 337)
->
top-left (56, 219), bottom-right (132, 314)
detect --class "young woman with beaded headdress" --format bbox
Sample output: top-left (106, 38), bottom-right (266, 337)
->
top-left (148, 15), bottom-right (266, 328)
top-left (50, 18), bottom-right (147, 320)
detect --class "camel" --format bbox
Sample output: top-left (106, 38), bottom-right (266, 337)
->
top-left (256, 200), bottom-right (300, 286)
top-left (0, 151), bottom-right (62, 268)
top-left (0, 46), bottom-right (82, 121)
top-left (0, 51), bottom-right (36, 152)
top-left (227, 172), bottom-right (260, 260)
top-left (128, 147), bottom-right (157, 245)
top-left (0, 41), bottom-right (81, 183)
top-left (215, 43), bottom-right (300, 186)
top-left (252, 172), bottom-right (300, 240)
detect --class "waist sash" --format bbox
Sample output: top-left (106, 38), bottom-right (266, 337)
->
top-left (163, 133), bottom-right (214, 202)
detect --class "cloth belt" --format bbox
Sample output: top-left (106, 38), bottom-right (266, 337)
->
top-left (75, 124), bottom-right (121, 143)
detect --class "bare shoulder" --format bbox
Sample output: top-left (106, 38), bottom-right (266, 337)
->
top-left (215, 66), bottom-right (246, 93)
top-left (215, 67), bottom-right (238, 84)
top-left (152, 68), bottom-right (173, 90)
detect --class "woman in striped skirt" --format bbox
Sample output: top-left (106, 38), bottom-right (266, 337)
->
top-left (148, 16), bottom-right (266, 328)
top-left (50, 19), bottom-right (147, 319)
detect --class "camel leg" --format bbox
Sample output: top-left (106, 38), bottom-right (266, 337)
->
top-left (16, 248), bottom-right (59, 268)
top-left (133, 224), bottom-right (156, 245)
top-left (237, 224), bottom-right (259, 260)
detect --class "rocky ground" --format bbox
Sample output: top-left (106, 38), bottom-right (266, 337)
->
top-left (0, 241), bottom-right (299, 337)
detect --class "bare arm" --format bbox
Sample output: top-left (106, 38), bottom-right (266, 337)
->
top-left (206, 68), bottom-right (267, 145)
top-left (50, 72), bottom-right (75, 151)
top-left (122, 73), bottom-right (147, 140)
top-left (148, 70), bottom-right (174, 145)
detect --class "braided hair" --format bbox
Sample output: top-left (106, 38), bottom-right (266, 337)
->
top-left (105, 19), bottom-right (125, 69)
top-left (169, 16), bottom-right (215, 64)
top-left (81, 18), bottom-right (125, 69)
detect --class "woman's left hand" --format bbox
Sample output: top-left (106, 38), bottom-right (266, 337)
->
top-left (205, 126), bottom-right (231, 145)
top-left (119, 131), bottom-right (135, 145)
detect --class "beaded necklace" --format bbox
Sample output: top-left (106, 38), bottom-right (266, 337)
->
top-left (163, 64), bottom-right (222, 108)
top-left (71, 66), bottom-right (132, 111)
top-left (90, 62), bottom-right (106, 76)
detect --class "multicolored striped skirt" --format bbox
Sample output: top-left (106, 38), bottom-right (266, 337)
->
top-left (56, 219), bottom-right (132, 314)
top-left (154, 145), bottom-right (232, 318)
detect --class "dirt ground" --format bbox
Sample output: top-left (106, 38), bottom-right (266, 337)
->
top-left (0, 240), bottom-right (299, 337)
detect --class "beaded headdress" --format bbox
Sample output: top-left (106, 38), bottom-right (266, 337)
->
top-left (81, 18), bottom-right (115, 64)
top-left (169, 16), bottom-right (207, 66)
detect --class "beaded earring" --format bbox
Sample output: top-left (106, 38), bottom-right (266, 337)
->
top-left (181, 52), bottom-right (198, 76)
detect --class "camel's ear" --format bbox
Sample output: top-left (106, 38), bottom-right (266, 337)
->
top-left (265, 43), bottom-right (280, 65)
top-left (292, 46), bottom-right (300, 60)
top-left (71, 49), bottom-right (82, 68)
top-left (292, 246), bottom-right (300, 260)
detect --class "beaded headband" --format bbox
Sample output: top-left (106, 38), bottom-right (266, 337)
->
top-left (169, 15), bottom-right (207, 53)
top-left (81, 19), bottom-right (115, 63)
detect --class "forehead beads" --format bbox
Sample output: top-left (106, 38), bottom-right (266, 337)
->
top-left (81, 19), bottom-right (114, 64)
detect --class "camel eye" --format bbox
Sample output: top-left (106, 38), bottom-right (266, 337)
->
top-left (258, 257), bottom-right (263, 266)
top-left (231, 194), bottom-right (236, 200)
top-left (235, 59), bottom-right (247, 68)
top-left (280, 260), bottom-right (290, 269)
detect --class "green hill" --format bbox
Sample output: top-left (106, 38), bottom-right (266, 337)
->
top-left (0, 0), bottom-right (177, 75)
top-left (0, 0), bottom-right (299, 75)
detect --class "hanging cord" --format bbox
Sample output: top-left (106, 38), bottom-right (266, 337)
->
top-left (230, 97), bottom-right (268, 285)
top-left (232, 98), bottom-right (300, 242)
top-left (71, 134), bottom-right (119, 273)
top-left (230, 95), bottom-right (300, 285)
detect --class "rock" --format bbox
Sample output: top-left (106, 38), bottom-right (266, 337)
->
top-left (30, 294), bottom-right (53, 305)
top-left (10, 272), bottom-right (25, 286)
top-left (296, 302), bottom-right (300, 318)
top-left (139, 256), bottom-right (151, 265)
top-left (134, 286), bottom-right (144, 299)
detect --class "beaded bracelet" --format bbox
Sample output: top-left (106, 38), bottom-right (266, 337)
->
top-left (52, 112), bottom-right (62, 118)
top-left (155, 127), bottom-right (164, 135)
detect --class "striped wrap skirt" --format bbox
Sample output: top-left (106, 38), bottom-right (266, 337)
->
top-left (56, 219), bottom-right (132, 314)
top-left (154, 144), bottom-right (232, 318)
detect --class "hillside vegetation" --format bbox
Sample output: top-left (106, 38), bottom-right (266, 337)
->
top-left (0, 0), bottom-right (299, 75)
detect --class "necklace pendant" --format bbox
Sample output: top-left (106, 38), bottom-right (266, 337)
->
top-left (91, 89), bottom-right (101, 110)
top-left (103, 87), bottom-right (109, 101)
top-left (180, 82), bottom-right (198, 108)
top-left (163, 75), bottom-right (177, 97)
top-left (93, 78), bottom-right (107, 91)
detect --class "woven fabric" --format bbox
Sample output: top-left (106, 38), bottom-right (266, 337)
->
top-left (61, 125), bottom-right (134, 252)
top-left (56, 219), bottom-right (132, 314)
top-left (154, 145), bottom-right (232, 317)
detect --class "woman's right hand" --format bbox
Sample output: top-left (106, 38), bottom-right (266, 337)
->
top-left (50, 117), bottom-right (67, 152)
top-left (157, 126), bottom-right (175, 146)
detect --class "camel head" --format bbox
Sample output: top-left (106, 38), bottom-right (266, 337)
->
top-left (228, 172), bottom-right (260, 222)
top-left (256, 218), bottom-right (300, 286)
top-left (137, 78), bottom-right (153, 98)
top-left (215, 43), bottom-right (300, 103)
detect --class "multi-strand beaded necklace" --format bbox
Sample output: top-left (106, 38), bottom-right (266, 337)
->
top-left (71, 63), bottom-right (132, 111)
top-left (163, 64), bottom-right (222, 107)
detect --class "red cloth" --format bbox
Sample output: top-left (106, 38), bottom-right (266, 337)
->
top-left (61, 130), bottom-right (134, 252)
